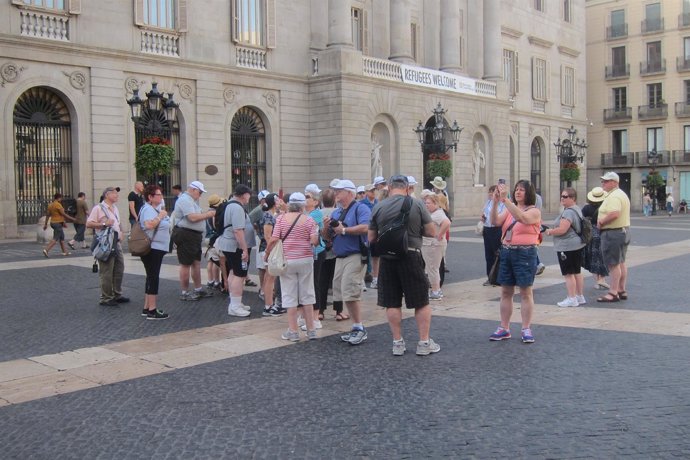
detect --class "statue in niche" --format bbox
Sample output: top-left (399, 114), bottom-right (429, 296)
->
top-left (371, 135), bottom-right (383, 180)
top-left (473, 140), bottom-right (486, 185)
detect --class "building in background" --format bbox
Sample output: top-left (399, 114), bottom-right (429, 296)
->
top-left (587, 0), bottom-right (690, 211)
top-left (0, 0), bottom-right (586, 238)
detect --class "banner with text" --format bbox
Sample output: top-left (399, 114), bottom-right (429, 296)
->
top-left (400, 65), bottom-right (478, 96)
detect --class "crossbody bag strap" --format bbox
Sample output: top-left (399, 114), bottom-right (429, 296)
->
top-left (501, 205), bottom-right (536, 242)
top-left (281, 214), bottom-right (302, 241)
top-left (139, 205), bottom-right (161, 240)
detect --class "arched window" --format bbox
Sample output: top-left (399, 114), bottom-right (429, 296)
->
top-left (231, 107), bottom-right (266, 204)
top-left (13, 87), bottom-right (72, 225)
top-left (530, 138), bottom-right (542, 195)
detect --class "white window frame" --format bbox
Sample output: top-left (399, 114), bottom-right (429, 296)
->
top-left (231, 0), bottom-right (276, 48)
top-left (561, 65), bottom-right (575, 107)
top-left (534, 0), bottom-right (545, 13)
top-left (532, 57), bottom-right (549, 102)
top-left (503, 49), bottom-right (519, 96)
top-left (135, 0), bottom-right (187, 32)
top-left (563, 0), bottom-right (571, 23)
top-left (647, 127), bottom-right (664, 151)
top-left (144, 0), bottom-right (175, 29)
top-left (12, 0), bottom-right (81, 13)
top-left (684, 126), bottom-right (690, 151)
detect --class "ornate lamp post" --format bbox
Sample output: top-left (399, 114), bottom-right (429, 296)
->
top-left (414, 103), bottom-right (462, 180)
top-left (647, 149), bottom-right (663, 215)
top-left (553, 125), bottom-right (588, 187)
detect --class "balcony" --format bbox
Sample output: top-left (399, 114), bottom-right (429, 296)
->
top-left (638, 103), bottom-right (668, 120)
top-left (600, 152), bottom-right (634, 167)
top-left (680, 13), bottom-right (690, 29)
top-left (641, 17), bottom-right (664, 34)
top-left (603, 107), bottom-right (632, 123)
top-left (675, 102), bottom-right (690, 118)
top-left (640, 59), bottom-right (666, 76)
top-left (606, 23), bottom-right (628, 40)
top-left (671, 150), bottom-right (690, 164)
top-left (641, 150), bottom-right (671, 166)
top-left (677, 56), bottom-right (690, 72)
top-left (605, 64), bottom-right (630, 80)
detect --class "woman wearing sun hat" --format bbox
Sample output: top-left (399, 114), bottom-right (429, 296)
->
top-left (430, 176), bottom-right (449, 212)
top-left (581, 186), bottom-right (609, 290)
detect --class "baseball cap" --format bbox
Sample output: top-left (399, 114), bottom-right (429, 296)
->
top-left (102, 186), bottom-right (121, 197)
top-left (329, 178), bottom-right (341, 188)
top-left (305, 183), bottom-right (321, 195)
top-left (332, 179), bottom-right (357, 192)
top-left (289, 192), bottom-right (306, 204)
top-left (188, 181), bottom-right (207, 193)
top-left (600, 172), bottom-right (620, 182)
top-left (373, 176), bottom-right (386, 186)
top-left (257, 189), bottom-right (270, 200)
top-left (389, 175), bottom-right (409, 186)
top-left (407, 176), bottom-right (418, 186)
top-left (356, 185), bottom-right (366, 193)
top-left (365, 184), bottom-right (375, 191)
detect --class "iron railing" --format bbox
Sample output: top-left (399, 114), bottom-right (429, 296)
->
top-left (603, 107), bottom-right (632, 122)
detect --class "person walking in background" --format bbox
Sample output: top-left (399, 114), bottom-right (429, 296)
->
top-left (171, 181), bottom-right (216, 302)
top-left (430, 176), bottom-right (449, 212)
top-left (666, 193), bottom-right (674, 216)
top-left (138, 185), bottom-right (171, 320)
top-left (489, 180), bottom-right (541, 344)
top-left (127, 181), bottom-right (145, 228)
top-left (86, 187), bottom-right (129, 307)
top-left (42, 193), bottom-right (76, 257)
top-left (544, 187), bottom-right (586, 307)
top-left (480, 185), bottom-right (505, 286)
top-left (369, 175), bottom-right (440, 356)
top-left (582, 187), bottom-right (609, 290)
top-left (67, 192), bottom-right (89, 250)
top-left (642, 192), bottom-right (652, 217)
top-left (265, 192), bottom-right (319, 341)
top-left (421, 193), bottom-right (450, 301)
top-left (596, 172), bottom-right (631, 303)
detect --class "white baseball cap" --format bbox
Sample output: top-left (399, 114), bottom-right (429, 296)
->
top-left (356, 185), bottom-right (366, 193)
top-left (257, 190), bottom-right (270, 200)
top-left (600, 171), bottom-right (620, 182)
top-left (188, 181), bottom-right (207, 193)
top-left (289, 192), bottom-right (306, 203)
top-left (305, 183), bottom-right (321, 195)
top-left (329, 178), bottom-right (341, 188)
top-left (332, 179), bottom-right (357, 192)
top-left (407, 176), bottom-right (418, 186)
top-left (373, 176), bottom-right (386, 186)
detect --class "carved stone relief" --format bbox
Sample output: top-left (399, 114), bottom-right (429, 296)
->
top-left (1, 62), bottom-right (25, 87)
top-left (63, 70), bottom-right (87, 93)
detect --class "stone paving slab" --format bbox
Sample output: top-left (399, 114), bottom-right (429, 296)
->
top-left (0, 359), bottom-right (54, 383)
top-left (66, 357), bottom-right (172, 385)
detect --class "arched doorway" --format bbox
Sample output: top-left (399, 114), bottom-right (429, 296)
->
top-left (231, 107), bottom-right (266, 205)
top-left (13, 87), bottom-right (73, 225)
top-left (530, 138), bottom-right (543, 195)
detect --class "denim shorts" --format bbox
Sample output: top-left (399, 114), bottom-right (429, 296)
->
top-left (497, 246), bottom-right (538, 287)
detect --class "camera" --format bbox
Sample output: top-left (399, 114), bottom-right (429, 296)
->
top-left (329, 219), bottom-right (340, 228)
top-left (498, 178), bottom-right (506, 185)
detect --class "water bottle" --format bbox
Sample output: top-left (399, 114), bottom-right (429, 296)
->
top-left (241, 260), bottom-right (248, 271)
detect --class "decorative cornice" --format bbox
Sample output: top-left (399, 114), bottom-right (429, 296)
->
top-left (527, 35), bottom-right (554, 49)
top-left (501, 26), bottom-right (523, 39)
top-left (1, 61), bottom-right (25, 87)
top-left (557, 45), bottom-right (580, 58)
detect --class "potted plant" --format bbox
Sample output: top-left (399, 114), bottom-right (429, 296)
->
top-left (135, 136), bottom-right (175, 178)
top-left (426, 152), bottom-right (452, 178)
top-left (560, 162), bottom-right (581, 183)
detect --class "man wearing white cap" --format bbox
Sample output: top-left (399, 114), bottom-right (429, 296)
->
top-left (407, 176), bottom-right (418, 198)
top-left (596, 172), bottom-right (631, 303)
top-left (249, 189), bottom-right (271, 295)
top-left (171, 181), bottom-right (216, 301)
top-left (322, 179), bottom-right (371, 345)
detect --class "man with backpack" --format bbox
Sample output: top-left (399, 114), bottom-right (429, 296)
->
top-left (215, 184), bottom-right (255, 317)
top-left (368, 175), bottom-right (439, 356)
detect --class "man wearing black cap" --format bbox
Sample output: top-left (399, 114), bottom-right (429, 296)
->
top-left (368, 175), bottom-right (441, 356)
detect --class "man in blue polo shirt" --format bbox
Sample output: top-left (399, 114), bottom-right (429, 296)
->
top-left (322, 179), bottom-right (371, 345)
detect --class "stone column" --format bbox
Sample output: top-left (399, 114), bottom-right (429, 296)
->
top-left (466, 0), bottom-right (483, 78)
top-left (483, 0), bottom-right (502, 80)
top-left (327, 0), bottom-right (352, 48)
top-left (389, 0), bottom-right (413, 64)
top-left (440, 0), bottom-right (461, 73)
top-left (372, 0), bottom-right (390, 59)
top-left (310, 0), bottom-right (328, 51)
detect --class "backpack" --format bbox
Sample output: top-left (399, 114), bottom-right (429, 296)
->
top-left (90, 204), bottom-right (117, 261)
top-left (577, 215), bottom-right (593, 244)
top-left (373, 196), bottom-right (413, 260)
top-left (208, 200), bottom-right (244, 247)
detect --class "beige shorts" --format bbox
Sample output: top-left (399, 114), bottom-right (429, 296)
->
top-left (333, 253), bottom-right (366, 302)
top-left (281, 257), bottom-right (315, 308)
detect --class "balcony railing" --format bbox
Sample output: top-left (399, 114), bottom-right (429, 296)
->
top-left (606, 23), bottom-right (628, 40)
top-left (600, 152), bottom-right (634, 167)
top-left (19, 9), bottom-right (69, 41)
top-left (140, 30), bottom-right (179, 57)
top-left (641, 17), bottom-right (664, 34)
top-left (641, 150), bottom-right (671, 166)
top-left (605, 64), bottom-right (630, 79)
top-left (677, 56), bottom-right (690, 72)
top-left (363, 56), bottom-right (402, 82)
top-left (640, 59), bottom-right (665, 75)
top-left (598, 150), bottom-right (690, 166)
top-left (638, 103), bottom-right (668, 120)
top-left (680, 13), bottom-right (690, 28)
top-left (603, 107), bottom-right (632, 122)
top-left (671, 150), bottom-right (690, 163)
top-left (675, 102), bottom-right (690, 117)
top-left (236, 46), bottom-right (267, 70)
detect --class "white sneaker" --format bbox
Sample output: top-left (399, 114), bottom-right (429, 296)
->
top-left (576, 295), bottom-right (586, 305)
top-left (557, 297), bottom-right (578, 308)
top-left (300, 319), bottom-right (323, 331)
top-left (228, 305), bottom-right (250, 317)
top-left (240, 304), bottom-right (251, 311)
top-left (297, 315), bottom-right (305, 328)
top-left (370, 278), bottom-right (378, 289)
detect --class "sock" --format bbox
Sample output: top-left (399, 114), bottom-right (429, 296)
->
top-left (372, 277), bottom-right (378, 282)
top-left (265, 305), bottom-right (272, 310)
top-left (419, 340), bottom-right (429, 345)
top-left (230, 296), bottom-right (242, 308)
top-left (194, 287), bottom-right (203, 292)
top-left (353, 322), bottom-right (363, 330)
top-left (393, 338), bottom-right (404, 344)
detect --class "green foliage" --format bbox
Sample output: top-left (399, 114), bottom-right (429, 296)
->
top-left (135, 142), bottom-right (175, 177)
top-left (426, 159), bottom-right (452, 178)
top-left (560, 163), bottom-right (580, 182)
top-left (646, 171), bottom-right (665, 189)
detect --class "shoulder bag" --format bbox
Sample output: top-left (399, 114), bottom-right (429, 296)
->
top-left (129, 207), bottom-right (160, 257)
top-left (267, 214), bottom-right (301, 277)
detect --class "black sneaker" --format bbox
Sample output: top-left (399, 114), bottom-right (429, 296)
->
top-left (141, 309), bottom-right (148, 317)
top-left (273, 306), bottom-right (287, 315)
top-left (115, 296), bottom-right (130, 303)
top-left (146, 309), bottom-right (169, 320)
top-left (99, 299), bottom-right (118, 307)
top-left (263, 306), bottom-right (277, 317)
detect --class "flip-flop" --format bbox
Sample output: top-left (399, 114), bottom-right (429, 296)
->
top-left (335, 312), bottom-right (350, 321)
top-left (67, 242), bottom-right (75, 250)
top-left (244, 279), bottom-right (257, 287)
top-left (618, 291), bottom-right (628, 300)
top-left (596, 292), bottom-right (620, 303)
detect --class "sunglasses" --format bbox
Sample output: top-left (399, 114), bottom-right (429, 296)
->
top-left (560, 195), bottom-right (570, 199)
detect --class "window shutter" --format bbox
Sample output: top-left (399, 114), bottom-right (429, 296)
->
top-left (572, 68), bottom-right (576, 107)
top-left (515, 52), bottom-right (519, 94)
top-left (177, 0), bottom-right (188, 31)
top-left (68, 0), bottom-right (81, 14)
top-left (266, 0), bottom-right (276, 48)
top-left (231, 0), bottom-right (239, 43)
top-left (531, 57), bottom-right (537, 99)
top-left (362, 9), bottom-right (369, 55)
top-left (134, 0), bottom-right (144, 26)
top-left (546, 60), bottom-right (551, 101)
top-left (560, 65), bottom-right (565, 105)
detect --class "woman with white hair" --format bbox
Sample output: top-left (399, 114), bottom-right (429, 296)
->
top-left (265, 192), bottom-right (319, 341)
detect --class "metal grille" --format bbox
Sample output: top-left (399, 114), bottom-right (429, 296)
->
top-left (14, 87), bottom-right (73, 225)
top-left (231, 107), bottom-right (266, 207)
top-left (530, 139), bottom-right (542, 195)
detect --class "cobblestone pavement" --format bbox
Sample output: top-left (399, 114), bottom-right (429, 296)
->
top-left (1, 214), bottom-right (689, 458)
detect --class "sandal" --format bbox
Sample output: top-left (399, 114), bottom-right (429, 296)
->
top-left (618, 291), bottom-right (628, 300)
top-left (318, 312), bottom-right (324, 321)
top-left (335, 312), bottom-right (350, 321)
top-left (244, 279), bottom-right (258, 287)
top-left (596, 292), bottom-right (620, 303)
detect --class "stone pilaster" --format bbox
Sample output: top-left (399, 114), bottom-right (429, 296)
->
top-left (440, 0), bottom-right (461, 73)
top-left (483, 0), bottom-right (502, 80)
top-left (327, 0), bottom-right (352, 48)
top-left (389, 0), bottom-right (413, 64)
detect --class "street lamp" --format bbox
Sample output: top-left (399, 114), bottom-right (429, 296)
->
top-left (553, 125), bottom-right (588, 187)
top-left (126, 82), bottom-right (179, 138)
top-left (414, 102), bottom-right (462, 153)
top-left (647, 149), bottom-right (662, 215)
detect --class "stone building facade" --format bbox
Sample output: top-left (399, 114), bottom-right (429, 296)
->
top-left (0, 0), bottom-right (586, 238)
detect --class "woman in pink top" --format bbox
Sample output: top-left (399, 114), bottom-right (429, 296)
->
top-left (266, 192), bottom-right (319, 341)
top-left (488, 180), bottom-right (542, 344)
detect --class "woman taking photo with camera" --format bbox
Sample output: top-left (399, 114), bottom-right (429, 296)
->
top-left (489, 180), bottom-right (541, 344)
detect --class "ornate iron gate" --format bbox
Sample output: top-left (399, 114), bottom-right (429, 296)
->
top-left (231, 107), bottom-right (266, 207)
top-left (14, 87), bottom-right (73, 225)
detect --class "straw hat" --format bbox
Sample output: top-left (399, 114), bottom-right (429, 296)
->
top-left (587, 187), bottom-right (606, 203)
top-left (207, 194), bottom-right (222, 207)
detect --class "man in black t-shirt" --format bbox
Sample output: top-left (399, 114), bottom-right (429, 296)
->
top-left (128, 181), bottom-right (145, 227)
